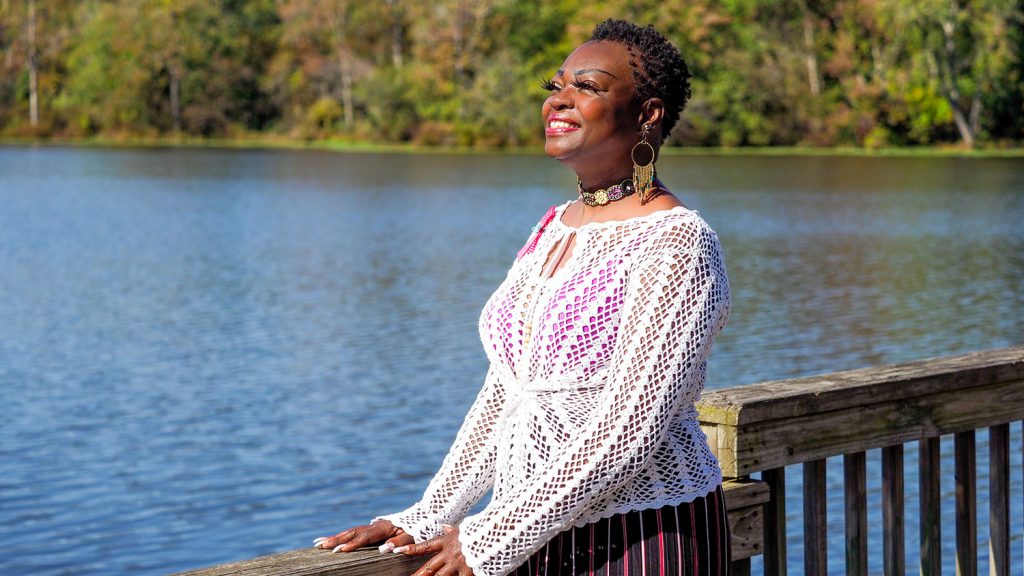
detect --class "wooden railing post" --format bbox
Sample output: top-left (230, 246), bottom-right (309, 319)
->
top-left (919, 437), bottom-right (942, 576)
top-left (844, 452), bottom-right (867, 576)
top-left (881, 444), bottom-right (904, 576)
top-left (954, 431), bottom-right (977, 576)
top-left (988, 424), bottom-right (1010, 576)
top-left (803, 459), bottom-right (827, 575)
top-left (762, 467), bottom-right (787, 576)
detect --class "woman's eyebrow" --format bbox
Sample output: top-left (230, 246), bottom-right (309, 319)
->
top-left (553, 68), bottom-right (618, 79)
top-left (573, 68), bottom-right (617, 79)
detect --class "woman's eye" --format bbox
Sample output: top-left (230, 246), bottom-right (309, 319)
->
top-left (540, 79), bottom-right (561, 92)
top-left (571, 81), bottom-right (598, 93)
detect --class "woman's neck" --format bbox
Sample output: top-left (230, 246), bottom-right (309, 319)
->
top-left (576, 171), bottom-right (633, 193)
top-left (569, 176), bottom-right (672, 223)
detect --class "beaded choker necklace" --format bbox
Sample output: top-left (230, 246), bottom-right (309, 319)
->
top-left (577, 178), bottom-right (636, 207)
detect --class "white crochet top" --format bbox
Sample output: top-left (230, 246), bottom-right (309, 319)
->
top-left (374, 200), bottom-right (731, 576)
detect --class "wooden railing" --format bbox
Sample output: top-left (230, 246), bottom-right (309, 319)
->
top-left (176, 346), bottom-right (1024, 576)
top-left (175, 479), bottom-right (768, 576)
top-left (699, 345), bottom-right (1024, 575)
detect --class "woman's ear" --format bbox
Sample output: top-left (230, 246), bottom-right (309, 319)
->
top-left (638, 97), bottom-right (665, 131)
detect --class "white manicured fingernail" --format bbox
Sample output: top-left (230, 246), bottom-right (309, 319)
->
top-left (313, 538), bottom-right (326, 545)
top-left (392, 546), bottom-right (408, 554)
top-left (378, 542), bottom-right (395, 553)
top-left (332, 544), bottom-right (346, 553)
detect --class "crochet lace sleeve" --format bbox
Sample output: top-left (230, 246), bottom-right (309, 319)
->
top-left (372, 364), bottom-right (508, 542)
top-left (457, 221), bottom-right (730, 576)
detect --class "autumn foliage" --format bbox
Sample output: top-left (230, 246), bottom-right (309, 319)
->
top-left (1, 0), bottom-right (1021, 148)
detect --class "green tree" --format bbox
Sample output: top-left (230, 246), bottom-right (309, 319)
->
top-left (60, 0), bottom-right (277, 136)
top-left (0, 0), bottom-right (76, 133)
top-left (268, 0), bottom-right (395, 137)
top-left (979, 0), bottom-right (1024, 141)
top-left (881, 0), bottom-right (1019, 147)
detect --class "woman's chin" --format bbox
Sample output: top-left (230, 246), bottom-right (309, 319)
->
top-left (544, 139), bottom-right (578, 161)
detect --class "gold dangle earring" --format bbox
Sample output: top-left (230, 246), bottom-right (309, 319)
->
top-left (632, 124), bottom-right (656, 205)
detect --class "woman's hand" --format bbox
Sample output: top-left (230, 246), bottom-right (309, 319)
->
top-left (394, 524), bottom-right (473, 576)
top-left (313, 519), bottom-right (413, 553)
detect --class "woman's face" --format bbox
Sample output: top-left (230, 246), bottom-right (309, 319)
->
top-left (542, 41), bottom-right (640, 173)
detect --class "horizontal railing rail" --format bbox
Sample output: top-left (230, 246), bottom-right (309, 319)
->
top-left (698, 346), bottom-right (1024, 477)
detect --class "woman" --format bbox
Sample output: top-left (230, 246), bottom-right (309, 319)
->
top-left (314, 19), bottom-right (732, 576)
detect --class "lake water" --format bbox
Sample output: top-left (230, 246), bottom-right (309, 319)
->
top-left (0, 147), bottom-right (1021, 575)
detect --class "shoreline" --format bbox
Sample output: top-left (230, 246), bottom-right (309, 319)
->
top-left (2, 135), bottom-right (1023, 158)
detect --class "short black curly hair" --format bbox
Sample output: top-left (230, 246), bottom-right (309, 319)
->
top-left (589, 19), bottom-right (691, 141)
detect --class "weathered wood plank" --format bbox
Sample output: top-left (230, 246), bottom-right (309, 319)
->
top-left (698, 347), bottom-right (1024, 425)
top-left (881, 444), bottom-right (904, 576)
top-left (704, 377), bottom-right (1024, 477)
top-left (174, 479), bottom-right (768, 576)
top-left (844, 452), bottom-right (867, 576)
top-left (721, 477), bottom-right (770, 562)
top-left (804, 459), bottom-right (827, 576)
top-left (171, 548), bottom-right (428, 576)
top-left (728, 500), bottom-right (765, 561)
top-left (920, 437), bottom-right (941, 576)
top-left (955, 431), bottom-right (977, 576)
top-left (762, 467), bottom-right (787, 576)
top-left (701, 421), bottom-right (737, 479)
top-left (988, 424), bottom-right (1009, 576)
top-left (721, 477), bottom-right (770, 510)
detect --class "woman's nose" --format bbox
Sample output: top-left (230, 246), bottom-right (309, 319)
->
top-left (547, 91), bottom-right (573, 110)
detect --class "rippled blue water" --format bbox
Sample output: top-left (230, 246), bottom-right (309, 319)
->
top-left (1, 147), bottom-right (1021, 575)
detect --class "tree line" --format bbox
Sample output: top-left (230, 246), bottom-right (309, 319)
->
top-left (1, 0), bottom-right (1021, 148)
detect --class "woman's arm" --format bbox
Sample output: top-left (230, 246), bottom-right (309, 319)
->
top-left (373, 363), bottom-right (510, 542)
top-left (455, 221), bottom-right (731, 576)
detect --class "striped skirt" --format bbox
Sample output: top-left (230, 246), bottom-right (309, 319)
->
top-left (510, 484), bottom-right (731, 576)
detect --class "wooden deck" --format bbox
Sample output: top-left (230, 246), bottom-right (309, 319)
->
top-left (176, 346), bottom-right (1024, 576)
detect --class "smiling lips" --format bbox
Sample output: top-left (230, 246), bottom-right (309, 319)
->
top-left (546, 116), bottom-right (580, 135)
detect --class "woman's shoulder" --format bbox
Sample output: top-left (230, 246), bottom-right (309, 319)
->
top-left (626, 206), bottom-right (724, 272)
top-left (629, 199), bottom-right (714, 241)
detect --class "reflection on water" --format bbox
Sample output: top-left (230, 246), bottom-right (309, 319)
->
top-left (0, 148), bottom-right (1021, 575)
